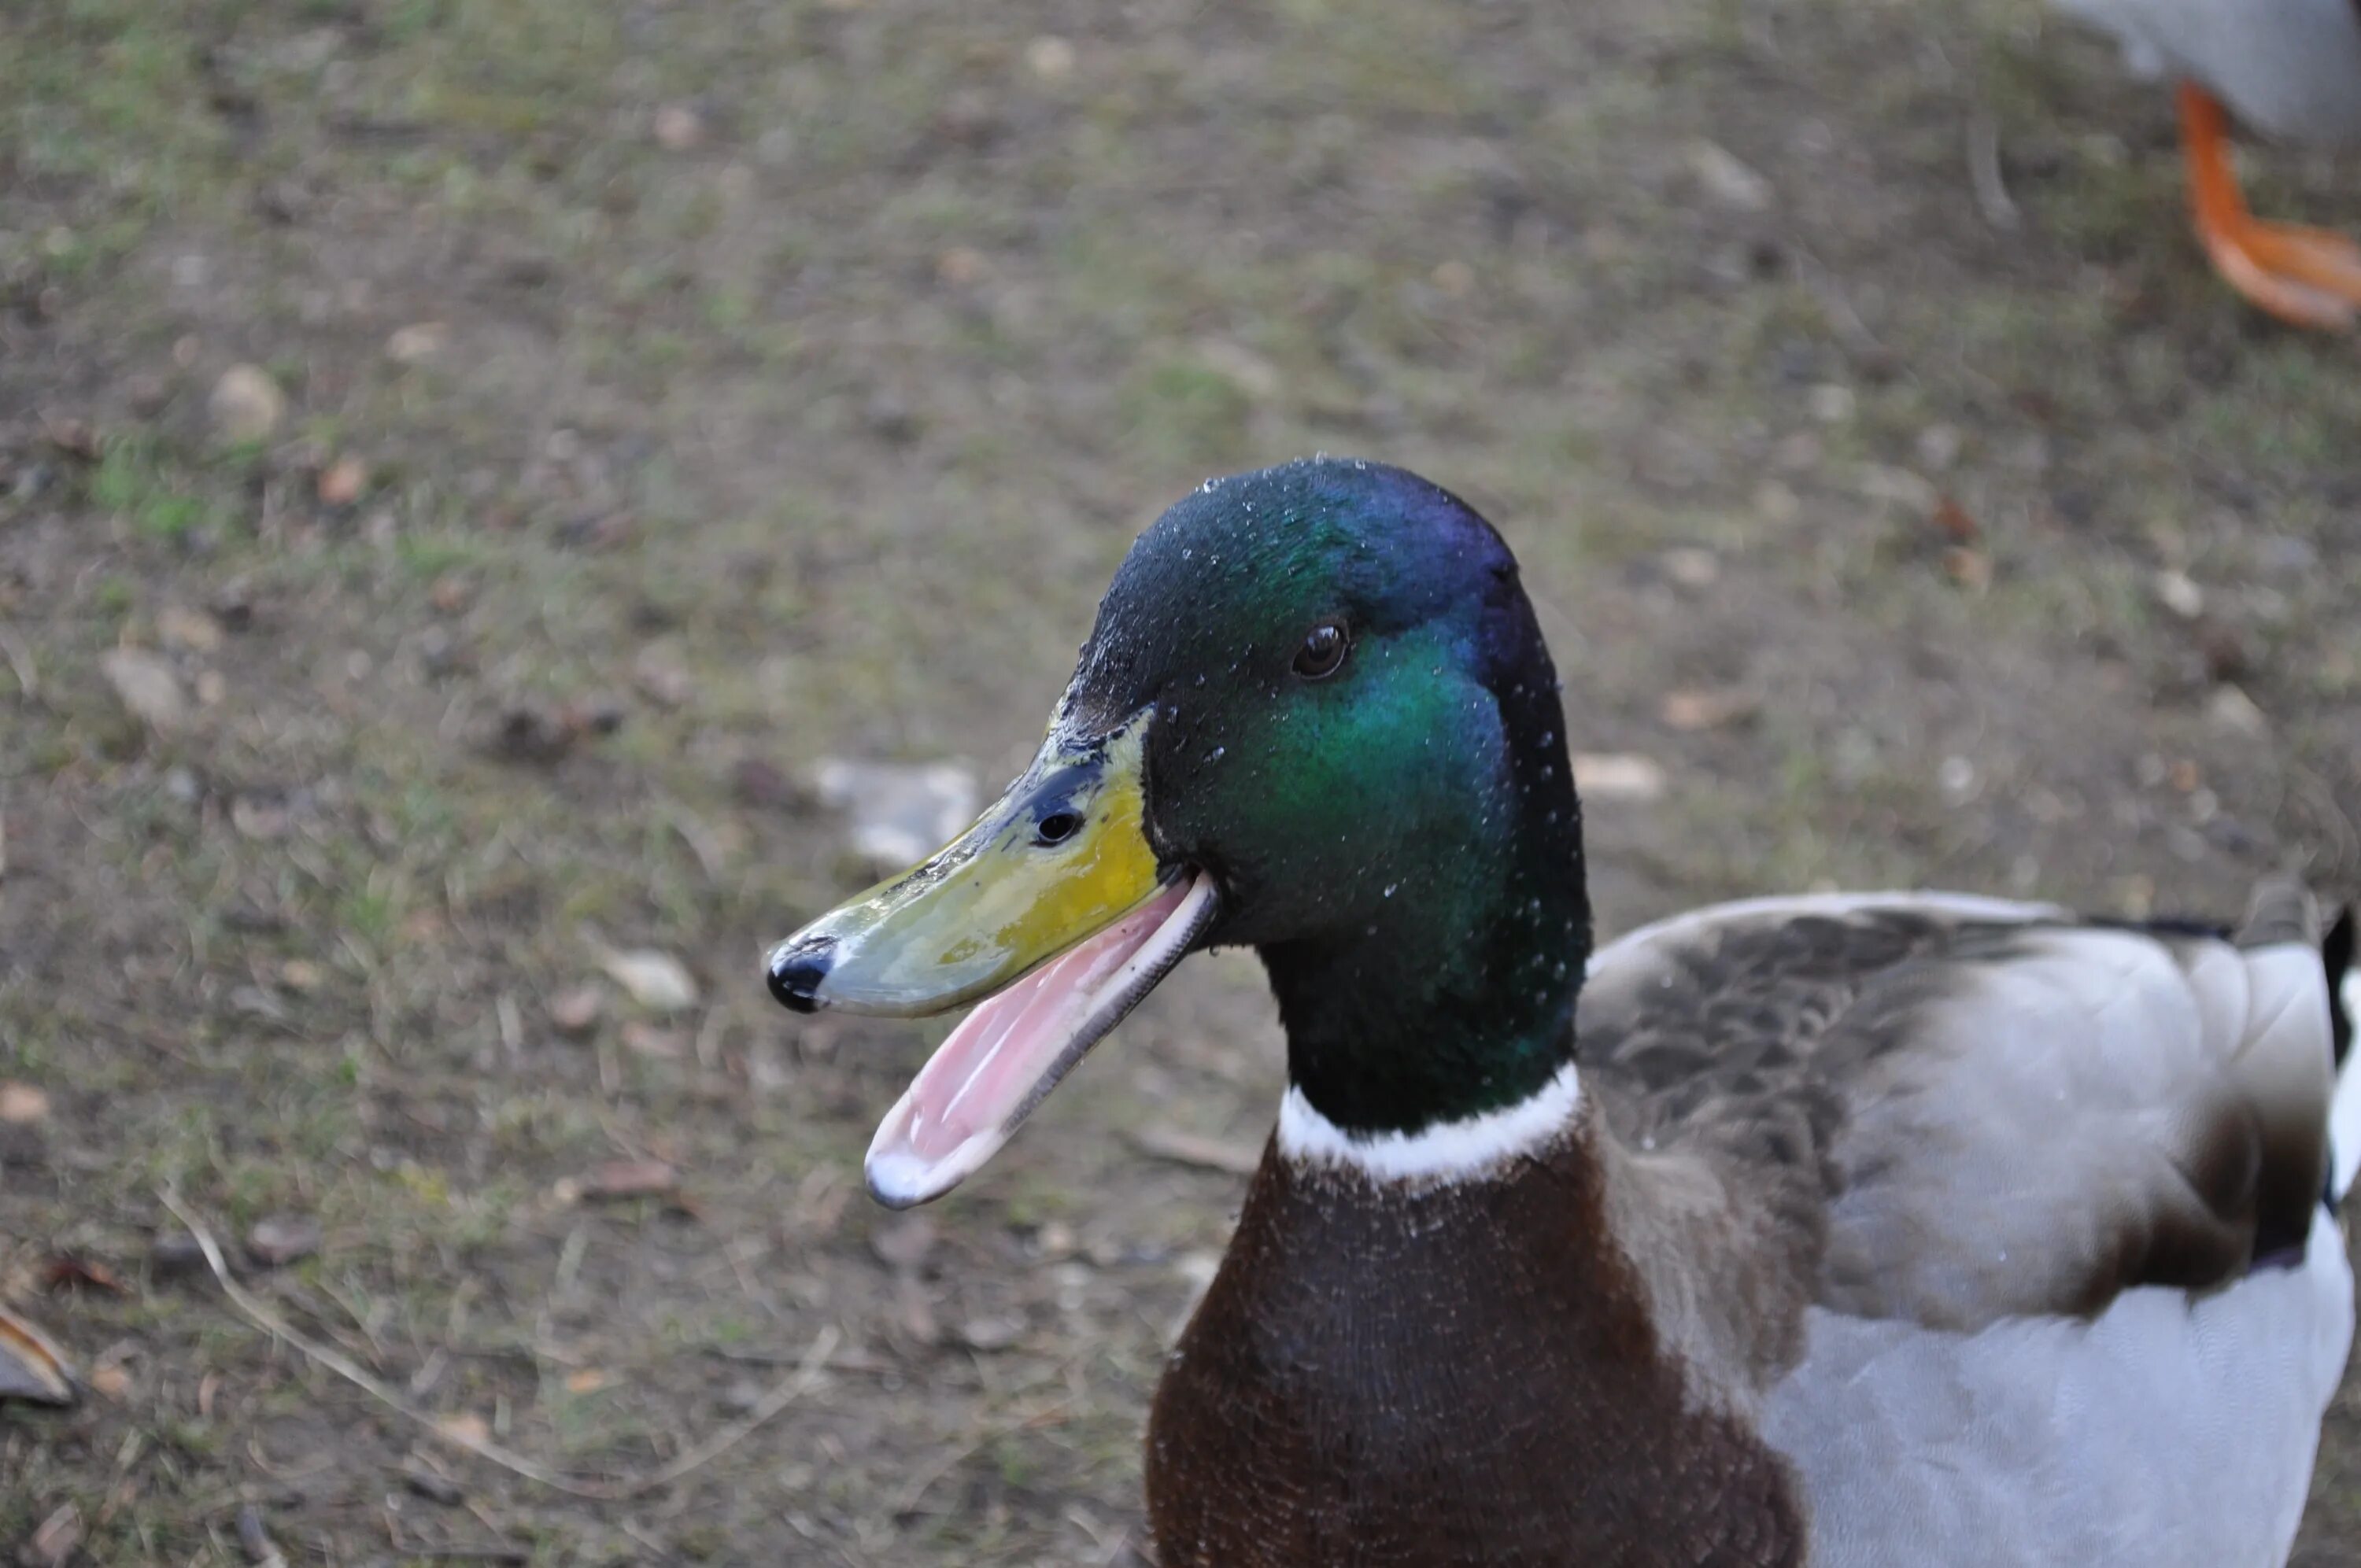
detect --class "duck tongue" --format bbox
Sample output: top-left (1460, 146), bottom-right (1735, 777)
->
top-left (864, 874), bottom-right (1216, 1208)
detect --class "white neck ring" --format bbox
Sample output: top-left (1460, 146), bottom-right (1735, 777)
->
top-left (1275, 1061), bottom-right (1581, 1184)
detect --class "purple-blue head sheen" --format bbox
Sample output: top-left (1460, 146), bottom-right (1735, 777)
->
top-left (1057, 458), bottom-right (1590, 1131)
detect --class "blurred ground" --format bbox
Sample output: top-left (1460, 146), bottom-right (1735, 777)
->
top-left (4, 0), bottom-right (2361, 1562)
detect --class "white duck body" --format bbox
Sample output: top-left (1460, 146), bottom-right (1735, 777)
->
top-left (2054, 0), bottom-right (2361, 142)
top-left (1768, 1201), bottom-right (2349, 1565)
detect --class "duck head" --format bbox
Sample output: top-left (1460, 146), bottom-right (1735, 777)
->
top-left (767, 458), bottom-right (1591, 1207)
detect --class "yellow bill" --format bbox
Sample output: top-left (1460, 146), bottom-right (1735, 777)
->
top-left (767, 718), bottom-right (1218, 1205)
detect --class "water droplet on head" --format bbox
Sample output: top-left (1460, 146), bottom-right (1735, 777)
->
top-left (1383, 884), bottom-right (1398, 898)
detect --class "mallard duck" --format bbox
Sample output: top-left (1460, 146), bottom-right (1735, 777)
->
top-left (767, 458), bottom-right (2360, 1565)
top-left (2054, 0), bottom-right (2361, 327)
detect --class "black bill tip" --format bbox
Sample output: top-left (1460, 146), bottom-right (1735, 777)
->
top-left (766, 934), bottom-right (837, 1013)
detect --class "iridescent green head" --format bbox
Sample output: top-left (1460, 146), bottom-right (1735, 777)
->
top-left (769, 458), bottom-right (1588, 1205)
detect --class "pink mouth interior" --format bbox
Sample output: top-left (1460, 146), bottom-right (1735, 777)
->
top-left (866, 879), bottom-right (1195, 1202)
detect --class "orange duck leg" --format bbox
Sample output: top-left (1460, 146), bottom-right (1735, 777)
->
top-left (2178, 82), bottom-right (2361, 330)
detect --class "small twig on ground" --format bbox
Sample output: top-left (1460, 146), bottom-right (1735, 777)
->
top-left (1968, 109), bottom-right (2019, 232)
top-left (496, 994), bottom-right (525, 1068)
top-left (235, 1503), bottom-right (288, 1568)
top-left (315, 1272), bottom-right (391, 1364)
top-left (1789, 248), bottom-right (1890, 364)
top-left (158, 1186), bottom-right (838, 1500)
top-left (244, 1437), bottom-right (334, 1483)
top-left (1128, 1126), bottom-right (1262, 1176)
top-left (887, 1396), bottom-right (1077, 1519)
top-left (0, 620), bottom-right (38, 701)
top-left (663, 802), bottom-right (730, 882)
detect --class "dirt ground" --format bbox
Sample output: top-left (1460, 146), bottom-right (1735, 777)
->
top-left (4, 0), bottom-right (2360, 1562)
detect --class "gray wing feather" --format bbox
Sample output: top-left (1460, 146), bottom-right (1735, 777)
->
top-left (1580, 888), bottom-right (2337, 1327)
top-left (1583, 888), bottom-right (2353, 1565)
top-left (1816, 927), bottom-right (2325, 1324)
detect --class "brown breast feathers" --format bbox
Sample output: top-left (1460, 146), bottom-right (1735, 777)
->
top-left (1144, 1123), bottom-right (1808, 1568)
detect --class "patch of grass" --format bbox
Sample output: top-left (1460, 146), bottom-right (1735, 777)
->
top-left (394, 532), bottom-right (487, 579)
top-left (87, 437), bottom-right (233, 542)
top-left (1120, 356), bottom-right (1257, 471)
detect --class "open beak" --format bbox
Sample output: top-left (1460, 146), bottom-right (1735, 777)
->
top-left (765, 717), bottom-right (1217, 1207)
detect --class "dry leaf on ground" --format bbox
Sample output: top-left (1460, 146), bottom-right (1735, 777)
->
top-left (1129, 1126), bottom-right (1262, 1176)
top-left (1569, 754), bottom-right (1667, 802)
top-left (208, 363), bottom-right (285, 444)
top-left (548, 985), bottom-right (605, 1037)
top-left (563, 1160), bottom-right (680, 1203)
top-left (385, 323), bottom-right (449, 363)
top-left (246, 1215), bottom-right (322, 1267)
top-left (21, 1503), bottom-right (81, 1568)
top-left (437, 1411), bottom-right (490, 1445)
top-left (102, 647), bottom-right (189, 732)
top-left (317, 455), bottom-right (368, 507)
top-left (41, 1256), bottom-right (127, 1295)
top-left (0, 1305), bottom-right (77, 1407)
top-left (595, 947), bottom-right (699, 1014)
top-left (1658, 687), bottom-right (1760, 732)
top-left (157, 604), bottom-right (224, 652)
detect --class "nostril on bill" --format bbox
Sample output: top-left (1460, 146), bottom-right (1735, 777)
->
top-left (767, 935), bottom-right (837, 1013)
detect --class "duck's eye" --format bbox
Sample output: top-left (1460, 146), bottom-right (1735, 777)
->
top-left (1035, 810), bottom-right (1083, 846)
top-left (1292, 620), bottom-right (1350, 681)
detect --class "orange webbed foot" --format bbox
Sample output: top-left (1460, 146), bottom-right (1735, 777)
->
top-left (2178, 82), bottom-right (2361, 330)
